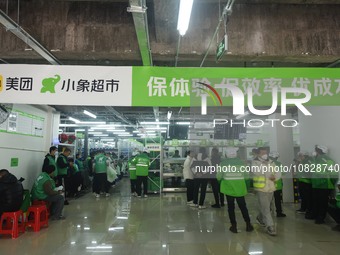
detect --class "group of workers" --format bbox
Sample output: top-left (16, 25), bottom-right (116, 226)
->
top-left (180, 145), bottom-right (340, 236)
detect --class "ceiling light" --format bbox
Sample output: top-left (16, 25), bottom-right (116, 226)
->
top-left (132, 131), bottom-right (140, 133)
top-left (140, 121), bottom-right (169, 125)
top-left (111, 129), bottom-right (126, 132)
top-left (59, 124), bottom-right (78, 127)
top-left (176, 122), bottom-right (190, 125)
top-left (177, 0), bottom-right (194, 36)
top-left (83, 110), bottom-right (97, 119)
top-left (75, 129), bottom-right (85, 132)
top-left (79, 121), bottom-right (106, 125)
top-left (93, 134), bottom-right (109, 137)
top-left (68, 117), bottom-right (80, 123)
top-left (145, 127), bottom-right (167, 130)
top-left (118, 134), bottom-right (133, 137)
top-left (89, 132), bottom-right (103, 135)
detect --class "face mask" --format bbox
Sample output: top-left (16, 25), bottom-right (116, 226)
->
top-left (312, 152), bottom-right (317, 157)
top-left (261, 154), bottom-right (268, 160)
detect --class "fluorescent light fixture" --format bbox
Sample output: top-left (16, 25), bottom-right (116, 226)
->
top-left (161, 131), bottom-right (167, 133)
top-left (112, 130), bottom-right (126, 132)
top-left (89, 132), bottom-right (103, 135)
top-left (177, 0), bottom-right (194, 36)
top-left (70, 241), bottom-right (76, 245)
top-left (83, 110), bottom-right (97, 119)
top-left (59, 124), bottom-right (78, 127)
top-left (140, 121), bottom-right (169, 125)
top-left (75, 129), bottom-right (85, 132)
top-left (68, 117), bottom-right (80, 123)
top-left (91, 127), bottom-right (113, 130)
top-left (146, 130), bottom-right (156, 133)
top-left (249, 252), bottom-right (263, 255)
top-left (93, 134), bottom-right (109, 137)
top-left (86, 245), bottom-right (112, 250)
top-left (169, 229), bottom-right (185, 233)
top-left (91, 241), bottom-right (97, 244)
top-left (132, 131), bottom-right (140, 133)
top-left (162, 244), bottom-right (167, 248)
top-left (108, 227), bottom-right (124, 231)
top-left (176, 122), bottom-right (190, 125)
top-left (145, 127), bottom-right (167, 130)
top-left (84, 227), bottom-right (91, 230)
top-left (118, 134), bottom-right (133, 137)
top-left (116, 216), bottom-right (128, 219)
top-left (167, 111), bottom-right (172, 120)
top-left (79, 121), bottom-right (106, 125)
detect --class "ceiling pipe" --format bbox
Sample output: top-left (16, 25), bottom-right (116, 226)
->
top-left (0, 9), bottom-right (61, 65)
top-left (127, 0), bottom-right (152, 66)
top-left (105, 106), bottom-right (135, 127)
top-left (175, 34), bottom-right (181, 67)
top-left (199, 0), bottom-right (235, 67)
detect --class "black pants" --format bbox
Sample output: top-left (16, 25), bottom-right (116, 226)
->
top-left (299, 181), bottom-right (313, 212)
top-left (70, 172), bottom-right (83, 195)
top-left (130, 179), bottom-right (137, 193)
top-left (193, 178), bottom-right (208, 206)
top-left (328, 205), bottom-right (340, 224)
top-left (226, 195), bottom-right (251, 225)
top-left (93, 173), bottom-right (110, 194)
top-left (136, 176), bottom-right (148, 196)
top-left (210, 178), bottom-right (224, 206)
top-left (185, 179), bottom-right (195, 202)
top-left (312, 188), bottom-right (331, 222)
top-left (57, 174), bottom-right (71, 197)
top-left (274, 189), bottom-right (283, 214)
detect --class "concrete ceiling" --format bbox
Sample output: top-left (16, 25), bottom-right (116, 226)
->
top-left (0, 0), bottom-right (339, 67)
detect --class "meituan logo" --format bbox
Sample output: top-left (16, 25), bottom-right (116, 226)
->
top-left (196, 82), bottom-right (223, 115)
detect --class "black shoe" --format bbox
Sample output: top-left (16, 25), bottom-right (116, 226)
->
top-left (211, 204), bottom-right (221, 208)
top-left (229, 224), bottom-right (238, 233)
top-left (331, 225), bottom-right (340, 231)
top-left (305, 214), bottom-right (315, 220)
top-left (246, 223), bottom-right (254, 232)
top-left (220, 204), bottom-right (225, 207)
top-left (315, 219), bottom-right (325, 224)
top-left (296, 209), bottom-right (306, 214)
top-left (277, 213), bottom-right (286, 217)
top-left (64, 200), bottom-right (69, 205)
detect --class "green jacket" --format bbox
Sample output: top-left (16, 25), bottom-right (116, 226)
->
top-left (31, 172), bottom-right (55, 200)
top-left (94, 153), bottom-right (107, 174)
top-left (217, 157), bottom-right (248, 197)
top-left (57, 154), bottom-right (68, 176)
top-left (46, 154), bottom-right (57, 177)
top-left (132, 153), bottom-right (150, 176)
top-left (128, 160), bottom-right (137, 180)
top-left (311, 154), bottom-right (338, 189)
top-left (272, 159), bottom-right (283, 190)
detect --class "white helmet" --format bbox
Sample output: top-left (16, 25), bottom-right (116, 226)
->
top-left (316, 145), bottom-right (328, 154)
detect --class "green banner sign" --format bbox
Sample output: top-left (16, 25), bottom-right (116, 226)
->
top-left (132, 67), bottom-right (340, 107)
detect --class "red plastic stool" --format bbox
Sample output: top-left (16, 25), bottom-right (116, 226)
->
top-left (0, 210), bottom-right (26, 239)
top-left (32, 200), bottom-right (51, 216)
top-left (26, 205), bottom-right (49, 232)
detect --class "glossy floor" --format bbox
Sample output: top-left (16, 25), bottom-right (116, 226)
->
top-left (1, 179), bottom-right (340, 255)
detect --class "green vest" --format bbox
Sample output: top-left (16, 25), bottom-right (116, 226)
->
top-left (298, 158), bottom-right (313, 184)
top-left (57, 154), bottom-right (68, 176)
top-left (94, 154), bottom-right (107, 173)
top-left (46, 154), bottom-right (57, 177)
top-left (76, 160), bottom-right (84, 171)
top-left (72, 164), bottom-right (79, 174)
top-left (128, 160), bottom-right (137, 180)
top-left (132, 154), bottom-right (150, 176)
top-left (311, 154), bottom-right (337, 189)
top-left (273, 159), bottom-right (283, 190)
top-left (31, 172), bottom-right (55, 200)
top-left (218, 158), bottom-right (248, 197)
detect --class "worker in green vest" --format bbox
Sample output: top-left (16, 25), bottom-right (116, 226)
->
top-left (93, 150), bottom-right (110, 198)
top-left (129, 155), bottom-right (138, 196)
top-left (132, 149), bottom-right (150, 198)
top-left (295, 151), bottom-right (314, 216)
top-left (31, 165), bottom-right (65, 220)
top-left (311, 145), bottom-right (338, 224)
top-left (56, 147), bottom-right (71, 205)
top-left (42, 146), bottom-right (58, 178)
top-left (269, 151), bottom-right (286, 217)
top-left (328, 182), bottom-right (340, 231)
top-left (217, 147), bottom-right (254, 233)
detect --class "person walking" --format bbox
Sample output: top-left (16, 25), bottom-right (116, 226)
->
top-left (183, 150), bottom-right (195, 205)
top-left (56, 148), bottom-right (71, 205)
top-left (210, 147), bottom-right (224, 208)
top-left (93, 150), bottom-right (110, 198)
top-left (132, 149), bottom-right (150, 198)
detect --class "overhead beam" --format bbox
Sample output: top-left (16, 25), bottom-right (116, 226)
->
top-left (0, 9), bottom-right (61, 65)
top-left (128, 0), bottom-right (152, 66)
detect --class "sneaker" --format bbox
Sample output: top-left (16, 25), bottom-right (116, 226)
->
top-left (246, 223), bottom-right (254, 232)
top-left (198, 205), bottom-right (206, 209)
top-left (190, 203), bottom-right (198, 207)
top-left (266, 226), bottom-right (277, 236)
top-left (58, 215), bottom-right (66, 220)
top-left (95, 193), bottom-right (100, 198)
top-left (211, 204), bottom-right (221, 208)
top-left (296, 209), bottom-right (306, 214)
top-left (229, 224), bottom-right (238, 233)
top-left (256, 216), bottom-right (265, 227)
top-left (305, 213), bottom-right (315, 220)
top-left (277, 213), bottom-right (286, 217)
top-left (144, 195), bottom-right (148, 198)
top-left (137, 196), bottom-right (142, 198)
top-left (133, 192), bottom-right (138, 197)
top-left (105, 193), bottom-right (110, 197)
top-left (187, 201), bottom-right (194, 205)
